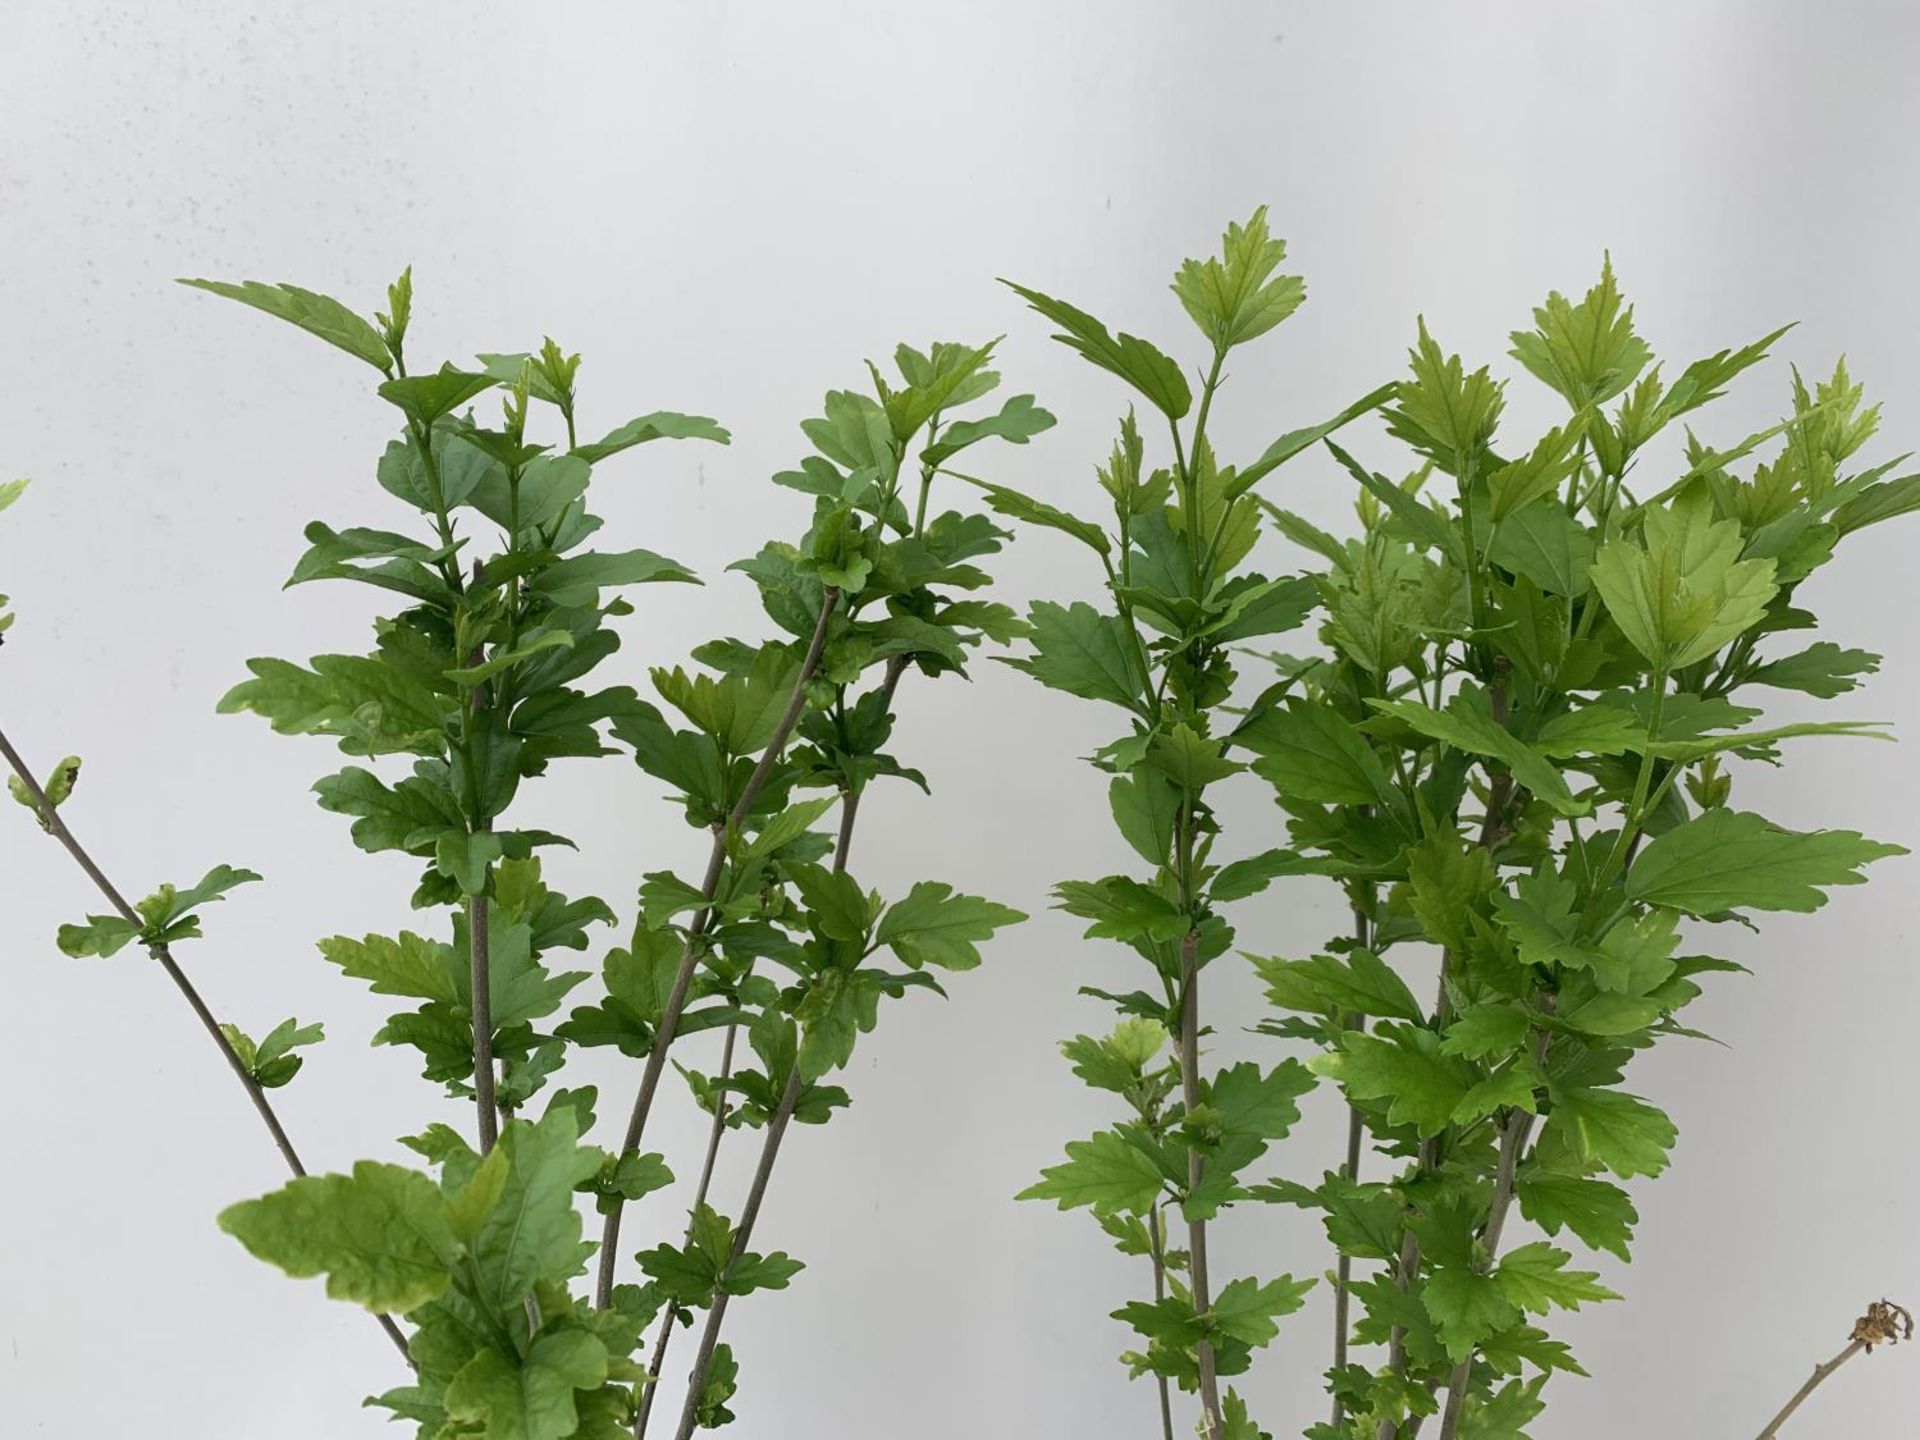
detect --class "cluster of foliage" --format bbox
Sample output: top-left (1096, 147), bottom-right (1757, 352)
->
top-left (11, 274), bottom-right (1041, 1439)
top-left (8, 222), bottom-right (1912, 1440)
top-left (1002, 218), bottom-right (1912, 1440)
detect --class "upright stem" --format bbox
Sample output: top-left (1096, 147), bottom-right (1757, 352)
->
top-left (1177, 928), bottom-right (1225, 1439)
top-left (668, 647), bottom-right (913, 1434)
top-left (1147, 1203), bottom-right (1176, 1440)
top-left (1435, 1107), bottom-right (1535, 1438)
top-left (1329, 899), bottom-right (1372, 1431)
top-left (468, 883), bottom-right (498, 1153)
top-left (595, 589), bottom-right (840, 1308)
top-left (633, 1020), bottom-right (744, 1438)
top-left (671, 1066), bottom-right (804, 1440)
top-left (0, 720), bottom-right (413, 1364)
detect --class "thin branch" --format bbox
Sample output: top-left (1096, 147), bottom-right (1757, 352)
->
top-left (667, 652), bottom-right (911, 1435)
top-left (1756, 1299), bottom-right (1911, 1439)
top-left (1329, 899), bottom-right (1371, 1432)
top-left (671, 1065), bottom-right (803, 1440)
top-left (1177, 928), bottom-right (1225, 1439)
top-left (1148, 1203), bottom-right (1176, 1440)
top-left (595, 588), bottom-right (840, 1308)
top-left (0, 720), bottom-right (413, 1364)
top-left (633, 1020), bottom-right (744, 1438)
top-left (468, 882), bottom-right (498, 1153)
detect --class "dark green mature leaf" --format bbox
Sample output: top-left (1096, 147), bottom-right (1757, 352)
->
top-left (320, 936), bottom-right (462, 1006)
top-left (1002, 600), bottom-right (1149, 714)
top-left (379, 367), bottom-right (497, 428)
top-left (1109, 769), bottom-right (1179, 867)
top-left (876, 882), bottom-right (1025, 971)
top-left (1627, 808), bottom-right (1904, 914)
top-left (1515, 1173), bottom-right (1638, 1262)
top-left (1747, 642), bottom-right (1881, 698)
top-left (529, 549), bottom-right (698, 607)
top-left (1544, 1086), bottom-right (1675, 1178)
top-left (1370, 685), bottom-right (1582, 816)
top-left (956, 474), bottom-right (1109, 558)
top-left (1832, 471), bottom-right (1920, 535)
top-left (572, 411), bottom-right (731, 464)
top-left (180, 277), bottom-right (392, 372)
top-left (1254, 949), bottom-right (1423, 1022)
top-left (1490, 499), bottom-right (1593, 597)
top-left (217, 1161), bottom-right (458, 1312)
top-left (1240, 697), bottom-right (1390, 806)
top-left (1209, 1061), bottom-right (1316, 1140)
top-left (1003, 282), bottom-right (1192, 419)
top-left (1207, 1273), bottom-right (1316, 1347)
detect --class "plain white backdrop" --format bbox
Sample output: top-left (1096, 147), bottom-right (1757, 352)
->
top-left (2, 2), bottom-right (1916, 1436)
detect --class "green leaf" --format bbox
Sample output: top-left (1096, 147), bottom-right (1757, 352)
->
top-left (1423, 1265), bottom-right (1518, 1363)
top-left (1508, 258), bottom-right (1651, 408)
top-left (724, 1249), bottom-right (806, 1297)
top-left (436, 831), bottom-right (505, 896)
top-left (1207, 1273), bottom-right (1315, 1347)
top-left (1233, 383), bottom-right (1398, 495)
top-left (1055, 875), bottom-right (1190, 944)
top-left (529, 549), bottom-right (699, 607)
top-left (1832, 471), bottom-right (1920, 535)
top-left (921, 394), bottom-right (1056, 465)
top-left (1003, 281), bottom-right (1191, 419)
top-left (1591, 494), bottom-right (1779, 668)
top-left (1485, 417), bottom-right (1590, 521)
top-left (1544, 1086), bottom-right (1675, 1178)
top-left (1489, 500), bottom-right (1593, 598)
top-left (1002, 600), bottom-right (1149, 714)
top-left (180, 277), bottom-right (392, 372)
top-left (1210, 848), bottom-right (1331, 903)
top-left (467, 1107), bottom-right (604, 1315)
top-left (1209, 1060), bottom-right (1316, 1141)
top-left (876, 882), bottom-right (1025, 972)
top-left (1324, 439), bottom-right (1464, 562)
top-left (1144, 722), bottom-right (1241, 795)
top-left (378, 366), bottom-right (497, 428)
top-left (1109, 769), bottom-right (1180, 867)
top-left (57, 913), bottom-right (142, 958)
top-left (953, 474), bottom-right (1109, 558)
top-left (1746, 642), bottom-right (1881, 699)
top-left (1370, 684), bottom-right (1583, 816)
top-left (1494, 1241), bottom-right (1622, 1314)
top-left (1240, 697), bottom-right (1390, 806)
top-left (319, 930), bottom-right (460, 1004)
top-left (443, 1331), bottom-right (609, 1440)
top-left (1627, 808), bottom-right (1904, 915)
top-left (1171, 206), bottom-right (1305, 353)
top-left (1254, 949), bottom-right (1424, 1022)
top-left (1389, 318), bottom-right (1504, 471)
top-left (0, 478), bottom-right (29, 514)
top-left (1515, 1172), bottom-right (1638, 1262)
top-left (571, 411), bottom-right (730, 464)
top-left (217, 1161), bottom-right (458, 1312)
top-left (1310, 1025), bottom-right (1475, 1136)
top-left (1018, 1130), bottom-right (1166, 1217)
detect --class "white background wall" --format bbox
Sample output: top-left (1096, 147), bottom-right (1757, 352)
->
top-left (2, 3), bottom-right (1916, 1436)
